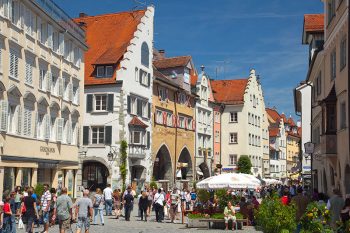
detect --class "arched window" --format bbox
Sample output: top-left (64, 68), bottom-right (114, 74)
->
top-left (141, 42), bottom-right (149, 68)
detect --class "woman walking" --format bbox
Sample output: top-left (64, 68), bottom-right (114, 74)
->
top-left (113, 189), bottom-right (121, 219)
top-left (21, 188), bottom-right (39, 233)
top-left (93, 188), bottom-right (104, 226)
top-left (49, 188), bottom-right (57, 227)
top-left (138, 191), bottom-right (148, 222)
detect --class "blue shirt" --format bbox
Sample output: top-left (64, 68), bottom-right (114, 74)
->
top-left (32, 193), bottom-right (37, 201)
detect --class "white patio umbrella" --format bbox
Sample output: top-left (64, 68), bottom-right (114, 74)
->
top-left (263, 178), bottom-right (282, 185)
top-left (196, 173), bottom-right (261, 190)
top-left (239, 173), bottom-right (261, 186)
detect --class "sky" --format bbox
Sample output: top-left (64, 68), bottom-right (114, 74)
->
top-left (58, 0), bottom-right (323, 119)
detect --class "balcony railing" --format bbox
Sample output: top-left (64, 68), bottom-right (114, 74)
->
top-left (128, 144), bottom-right (146, 159)
top-left (33, 0), bottom-right (85, 42)
top-left (320, 134), bottom-right (337, 155)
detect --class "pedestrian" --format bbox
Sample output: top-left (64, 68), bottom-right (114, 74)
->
top-left (327, 189), bottom-right (345, 229)
top-left (53, 187), bottom-right (73, 233)
top-left (103, 184), bottom-right (113, 216)
top-left (23, 187), bottom-right (29, 197)
top-left (291, 186), bottom-right (310, 233)
top-left (21, 188), bottom-right (39, 233)
top-left (138, 191), bottom-right (148, 222)
top-left (75, 189), bottom-right (93, 233)
top-left (340, 197), bottom-right (350, 223)
top-left (224, 201), bottom-right (236, 231)
top-left (14, 186), bottom-right (22, 215)
top-left (112, 189), bottom-right (121, 219)
top-left (185, 190), bottom-right (191, 210)
top-left (281, 188), bottom-right (290, 205)
top-left (169, 188), bottom-right (180, 223)
top-left (0, 201), bottom-right (4, 233)
top-left (3, 196), bottom-right (13, 232)
top-left (146, 188), bottom-right (153, 217)
top-left (9, 192), bottom-right (16, 233)
top-left (153, 188), bottom-right (164, 223)
top-left (189, 188), bottom-right (197, 211)
top-left (40, 184), bottom-right (52, 233)
top-left (93, 188), bottom-right (104, 226)
top-left (49, 188), bottom-right (57, 227)
top-left (123, 187), bottom-right (134, 221)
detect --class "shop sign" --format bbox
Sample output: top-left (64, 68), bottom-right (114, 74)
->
top-left (40, 146), bottom-right (55, 155)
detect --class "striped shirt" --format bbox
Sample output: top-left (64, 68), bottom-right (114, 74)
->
top-left (41, 190), bottom-right (52, 211)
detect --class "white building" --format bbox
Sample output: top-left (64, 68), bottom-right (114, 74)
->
top-left (77, 7), bottom-right (154, 192)
top-left (0, 0), bottom-right (86, 197)
top-left (192, 67), bottom-right (214, 179)
top-left (211, 69), bottom-right (268, 177)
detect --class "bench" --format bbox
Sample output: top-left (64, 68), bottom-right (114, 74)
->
top-left (199, 218), bottom-right (249, 230)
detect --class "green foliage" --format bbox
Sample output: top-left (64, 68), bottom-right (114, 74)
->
top-left (197, 189), bottom-right (210, 203)
top-left (255, 196), bottom-right (297, 233)
top-left (237, 155), bottom-right (252, 174)
top-left (300, 202), bottom-right (333, 233)
top-left (34, 183), bottom-right (45, 197)
top-left (215, 189), bottom-right (237, 211)
top-left (120, 140), bottom-right (128, 192)
top-left (188, 213), bottom-right (204, 219)
top-left (149, 180), bottom-right (157, 189)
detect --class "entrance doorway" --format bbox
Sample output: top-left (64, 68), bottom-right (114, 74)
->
top-left (178, 147), bottom-right (192, 180)
top-left (82, 162), bottom-right (109, 191)
top-left (153, 145), bottom-right (172, 181)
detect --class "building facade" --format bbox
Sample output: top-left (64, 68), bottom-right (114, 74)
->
top-left (211, 69), bottom-right (267, 177)
top-left (192, 68), bottom-right (214, 179)
top-left (0, 0), bottom-right (86, 197)
top-left (77, 7), bottom-right (154, 192)
top-left (285, 117), bottom-right (301, 179)
top-left (152, 54), bottom-right (196, 189)
top-left (212, 104), bottom-right (222, 175)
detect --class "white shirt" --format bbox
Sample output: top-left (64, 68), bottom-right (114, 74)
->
top-left (154, 192), bottom-right (164, 206)
top-left (103, 187), bottom-right (113, 200)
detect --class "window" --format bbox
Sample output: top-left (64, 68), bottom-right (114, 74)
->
top-left (179, 116), bottom-right (185, 128)
top-left (330, 49), bottom-right (336, 80)
top-left (155, 110), bottom-right (162, 124)
top-left (229, 133), bottom-right (238, 144)
top-left (130, 96), bottom-right (137, 115)
top-left (327, 0), bottom-right (336, 24)
top-left (215, 112), bottom-right (220, 123)
top-left (248, 113), bottom-right (251, 124)
top-left (50, 116), bottom-right (56, 141)
top-left (158, 87), bottom-right (168, 101)
top-left (229, 112), bottom-right (238, 123)
top-left (25, 7), bottom-right (35, 37)
top-left (340, 102), bottom-right (346, 129)
top-left (215, 130), bottom-right (219, 143)
top-left (249, 134), bottom-right (251, 145)
top-left (139, 69), bottom-right (149, 86)
top-left (23, 107), bottom-right (32, 137)
top-left (39, 69), bottom-right (46, 90)
top-left (95, 95), bottom-right (107, 111)
top-left (142, 101), bottom-right (148, 118)
top-left (91, 127), bottom-right (104, 144)
top-left (187, 118), bottom-right (193, 130)
top-left (51, 75), bottom-right (58, 95)
top-left (229, 154), bottom-right (237, 166)
top-left (141, 42), bottom-right (149, 67)
top-left (201, 86), bottom-right (207, 100)
top-left (8, 105), bottom-right (17, 133)
top-left (25, 59), bottom-right (33, 85)
top-left (166, 113), bottom-right (172, 127)
top-left (178, 92), bottom-right (187, 104)
top-left (96, 66), bottom-right (104, 77)
top-left (73, 85), bottom-right (79, 105)
top-left (316, 72), bottom-right (322, 96)
top-left (9, 49), bottom-right (19, 79)
top-left (131, 131), bottom-right (145, 145)
top-left (340, 37), bottom-right (347, 71)
top-left (96, 66), bottom-right (113, 78)
top-left (106, 66), bottom-right (113, 77)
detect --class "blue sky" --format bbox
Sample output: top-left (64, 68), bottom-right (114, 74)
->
top-left (58, 0), bottom-right (323, 119)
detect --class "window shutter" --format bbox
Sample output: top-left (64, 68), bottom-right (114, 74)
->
top-left (44, 114), bottom-right (50, 140)
top-left (33, 112), bottom-right (38, 138)
top-left (67, 120), bottom-right (72, 144)
top-left (19, 3), bottom-right (24, 29)
top-left (68, 83), bottom-right (73, 101)
top-left (37, 16), bottom-right (41, 42)
top-left (147, 73), bottom-right (151, 87)
top-left (58, 77), bottom-right (63, 97)
top-left (127, 95), bottom-right (131, 114)
top-left (82, 126), bottom-right (89, 145)
top-left (46, 72), bottom-right (52, 92)
top-left (107, 94), bottom-right (114, 112)
top-left (27, 109), bottom-right (32, 137)
top-left (147, 131), bottom-right (150, 149)
top-left (148, 103), bottom-right (151, 119)
top-left (105, 126), bottom-right (112, 145)
top-left (139, 69), bottom-right (142, 83)
top-left (59, 33), bottom-right (64, 56)
top-left (56, 118), bottom-right (63, 142)
top-left (86, 94), bottom-right (93, 113)
top-left (47, 24), bottom-right (53, 49)
top-left (0, 100), bottom-right (8, 131)
top-left (16, 105), bottom-right (22, 135)
top-left (23, 108), bottom-right (28, 136)
top-left (137, 99), bottom-right (142, 116)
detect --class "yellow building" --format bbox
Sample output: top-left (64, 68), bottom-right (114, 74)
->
top-left (0, 0), bottom-right (87, 197)
top-left (152, 54), bottom-right (196, 189)
top-left (285, 117), bottom-right (301, 179)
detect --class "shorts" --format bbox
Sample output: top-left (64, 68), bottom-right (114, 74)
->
top-left (59, 218), bottom-right (71, 230)
top-left (224, 215), bottom-right (236, 223)
top-left (42, 211), bottom-right (50, 224)
top-left (76, 217), bottom-right (90, 230)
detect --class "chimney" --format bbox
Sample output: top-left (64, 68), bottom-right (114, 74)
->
top-left (79, 12), bottom-right (88, 18)
top-left (158, 49), bottom-right (165, 58)
top-left (200, 65), bottom-right (205, 72)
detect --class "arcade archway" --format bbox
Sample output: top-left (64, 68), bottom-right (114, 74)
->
top-left (153, 145), bottom-right (172, 181)
top-left (178, 147), bottom-right (193, 180)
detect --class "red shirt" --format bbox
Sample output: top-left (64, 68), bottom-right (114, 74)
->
top-left (3, 203), bottom-right (10, 214)
top-left (281, 196), bottom-right (289, 205)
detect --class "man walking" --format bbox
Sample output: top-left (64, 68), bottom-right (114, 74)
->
top-left (154, 188), bottom-right (165, 223)
top-left (327, 189), bottom-right (345, 229)
top-left (291, 187), bottom-right (310, 233)
top-left (41, 184), bottom-right (52, 233)
top-left (103, 184), bottom-right (113, 216)
top-left (123, 187), bottom-right (134, 221)
top-left (75, 189), bottom-right (93, 233)
top-left (54, 187), bottom-right (73, 233)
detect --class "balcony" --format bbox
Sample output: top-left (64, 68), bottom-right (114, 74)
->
top-left (128, 144), bottom-right (146, 159)
top-left (320, 134), bottom-right (337, 155)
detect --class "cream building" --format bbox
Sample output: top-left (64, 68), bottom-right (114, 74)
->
top-left (0, 0), bottom-right (87, 197)
top-left (211, 69), bottom-right (268, 177)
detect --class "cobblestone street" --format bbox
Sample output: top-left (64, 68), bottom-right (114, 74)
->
top-left (17, 207), bottom-right (262, 233)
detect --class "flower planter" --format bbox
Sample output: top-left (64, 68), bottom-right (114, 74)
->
top-left (186, 218), bottom-right (208, 228)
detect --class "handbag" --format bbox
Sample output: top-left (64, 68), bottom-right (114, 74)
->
top-left (18, 218), bottom-right (24, 229)
top-left (21, 197), bottom-right (26, 214)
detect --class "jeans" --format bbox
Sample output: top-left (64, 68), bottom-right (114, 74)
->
top-left (140, 208), bottom-right (147, 221)
top-left (154, 203), bottom-right (163, 222)
top-left (25, 217), bottom-right (35, 233)
top-left (105, 199), bottom-right (113, 216)
top-left (10, 215), bottom-right (16, 233)
top-left (93, 208), bottom-right (104, 224)
top-left (124, 205), bottom-right (132, 221)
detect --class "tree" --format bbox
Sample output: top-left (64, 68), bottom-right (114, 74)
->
top-left (237, 155), bottom-right (252, 174)
top-left (120, 140), bottom-right (128, 192)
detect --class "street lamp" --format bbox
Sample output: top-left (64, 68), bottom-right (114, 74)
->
top-left (304, 142), bottom-right (315, 191)
top-left (107, 146), bottom-right (119, 162)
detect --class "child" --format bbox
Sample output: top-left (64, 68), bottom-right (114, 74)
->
top-left (0, 201), bottom-right (3, 233)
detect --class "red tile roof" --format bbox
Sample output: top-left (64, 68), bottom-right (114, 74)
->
top-left (191, 70), bottom-right (198, 87)
top-left (211, 79), bottom-right (248, 104)
top-left (304, 14), bottom-right (324, 33)
top-left (153, 56), bottom-right (191, 69)
top-left (128, 116), bottom-right (148, 128)
top-left (280, 113), bottom-right (287, 123)
top-left (266, 108), bottom-right (281, 122)
top-left (75, 10), bottom-right (146, 86)
top-left (269, 128), bottom-right (279, 137)
top-left (287, 117), bottom-right (296, 126)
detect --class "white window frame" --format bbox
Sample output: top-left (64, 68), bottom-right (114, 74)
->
top-left (96, 66), bottom-right (105, 77)
top-left (229, 112), bottom-right (238, 123)
top-left (94, 94), bottom-right (107, 112)
top-left (91, 126), bottom-right (104, 144)
top-left (130, 96), bottom-right (137, 115)
top-left (229, 154), bottom-right (237, 166)
top-left (106, 66), bottom-right (113, 77)
top-left (155, 110), bottom-right (163, 124)
top-left (131, 131), bottom-right (144, 145)
top-left (229, 132), bottom-right (238, 144)
top-left (142, 101), bottom-right (148, 118)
